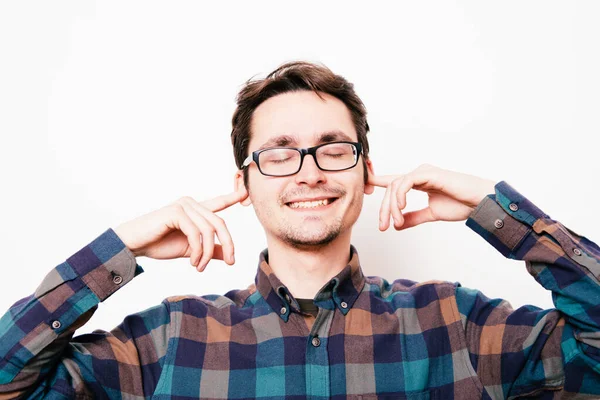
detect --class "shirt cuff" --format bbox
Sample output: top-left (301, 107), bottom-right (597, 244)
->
top-left (465, 181), bottom-right (534, 259)
top-left (34, 228), bottom-right (143, 302)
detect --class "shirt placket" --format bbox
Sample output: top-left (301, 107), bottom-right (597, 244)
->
top-left (304, 295), bottom-right (336, 399)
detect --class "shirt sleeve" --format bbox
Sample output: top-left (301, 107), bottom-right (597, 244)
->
top-left (458, 180), bottom-right (600, 398)
top-left (0, 228), bottom-right (171, 398)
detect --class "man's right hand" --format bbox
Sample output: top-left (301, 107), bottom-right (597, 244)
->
top-left (113, 188), bottom-right (248, 272)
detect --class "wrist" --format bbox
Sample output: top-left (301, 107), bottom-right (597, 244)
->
top-left (113, 225), bottom-right (138, 257)
top-left (478, 180), bottom-right (497, 204)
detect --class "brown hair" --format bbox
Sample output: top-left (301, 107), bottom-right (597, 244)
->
top-left (231, 61), bottom-right (370, 187)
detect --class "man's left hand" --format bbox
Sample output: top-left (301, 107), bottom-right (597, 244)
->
top-left (367, 164), bottom-right (497, 231)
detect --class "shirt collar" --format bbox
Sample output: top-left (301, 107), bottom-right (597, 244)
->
top-left (254, 245), bottom-right (365, 322)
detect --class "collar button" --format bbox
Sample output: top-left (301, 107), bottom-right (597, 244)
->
top-left (280, 307), bottom-right (287, 315)
top-left (341, 301), bottom-right (348, 309)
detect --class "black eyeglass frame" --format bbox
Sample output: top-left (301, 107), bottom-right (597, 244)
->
top-left (241, 141), bottom-right (363, 177)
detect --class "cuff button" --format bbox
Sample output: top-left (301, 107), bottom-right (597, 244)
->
top-left (51, 320), bottom-right (61, 329)
top-left (509, 203), bottom-right (519, 212)
top-left (113, 275), bottom-right (123, 285)
top-left (573, 248), bottom-right (582, 256)
top-left (494, 219), bottom-right (504, 229)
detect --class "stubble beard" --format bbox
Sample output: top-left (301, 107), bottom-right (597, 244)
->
top-left (254, 198), bottom-right (348, 251)
top-left (252, 184), bottom-right (363, 251)
top-left (278, 215), bottom-right (344, 250)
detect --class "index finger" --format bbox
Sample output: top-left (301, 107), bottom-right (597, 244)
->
top-left (202, 190), bottom-right (247, 212)
top-left (367, 174), bottom-right (403, 188)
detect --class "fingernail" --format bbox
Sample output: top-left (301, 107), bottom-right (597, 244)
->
top-left (231, 254), bottom-right (235, 264)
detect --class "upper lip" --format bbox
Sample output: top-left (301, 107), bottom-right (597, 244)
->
top-left (285, 196), bottom-right (338, 204)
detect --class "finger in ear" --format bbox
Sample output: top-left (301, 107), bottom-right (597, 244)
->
top-left (241, 192), bottom-right (252, 206)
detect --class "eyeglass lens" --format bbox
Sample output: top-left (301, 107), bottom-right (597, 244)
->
top-left (258, 143), bottom-right (358, 176)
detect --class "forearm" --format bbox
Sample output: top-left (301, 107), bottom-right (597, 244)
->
top-left (466, 181), bottom-right (600, 335)
top-left (462, 181), bottom-right (600, 396)
top-left (0, 228), bottom-right (142, 395)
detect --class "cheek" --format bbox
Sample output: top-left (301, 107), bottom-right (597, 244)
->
top-left (344, 173), bottom-right (365, 196)
top-left (248, 180), bottom-right (284, 207)
top-left (347, 178), bottom-right (366, 207)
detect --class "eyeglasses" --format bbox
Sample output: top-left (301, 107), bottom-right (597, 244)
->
top-left (242, 141), bottom-right (363, 177)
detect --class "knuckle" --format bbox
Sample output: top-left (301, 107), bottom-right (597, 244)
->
top-left (170, 203), bottom-right (185, 213)
top-left (214, 216), bottom-right (226, 227)
top-left (176, 196), bottom-right (196, 205)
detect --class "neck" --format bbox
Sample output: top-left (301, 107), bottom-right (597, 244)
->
top-left (265, 231), bottom-right (353, 299)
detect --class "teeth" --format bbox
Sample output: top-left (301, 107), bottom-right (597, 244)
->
top-left (288, 198), bottom-right (331, 209)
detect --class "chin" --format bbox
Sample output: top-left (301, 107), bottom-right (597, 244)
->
top-left (278, 218), bottom-right (344, 250)
top-left (284, 234), bottom-right (339, 250)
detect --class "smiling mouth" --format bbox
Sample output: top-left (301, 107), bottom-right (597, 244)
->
top-left (286, 198), bottom-right (339, 209)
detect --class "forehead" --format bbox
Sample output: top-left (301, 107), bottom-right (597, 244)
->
top-left (249, 90), bottom-right (357, 150)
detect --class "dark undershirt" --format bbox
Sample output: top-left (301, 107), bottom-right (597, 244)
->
top-left (296, 298), bottom-right (318, 317)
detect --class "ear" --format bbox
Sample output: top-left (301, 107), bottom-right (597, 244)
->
top-left (234, 170), bottom-right (252, 206)
top-left (364, 158), bottom-right (375, 195)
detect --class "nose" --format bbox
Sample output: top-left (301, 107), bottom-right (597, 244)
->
top-left (294, 153), bottom-right (327, 186)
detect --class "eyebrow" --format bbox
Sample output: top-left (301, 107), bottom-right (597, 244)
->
top-left (257, 130), bottom-right (354, 150)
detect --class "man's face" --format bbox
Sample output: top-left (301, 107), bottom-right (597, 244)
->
top-left (240, 90), bottom-right (372, 249)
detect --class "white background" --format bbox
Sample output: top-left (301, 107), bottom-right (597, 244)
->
top-left (0, 1), bottom-right (598, 335)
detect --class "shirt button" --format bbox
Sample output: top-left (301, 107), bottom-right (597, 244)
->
top-left (573, 248), bottom-right (582, 256)
top-left (312, 337), bottom-right (321, 347)
top-left (341, 301), bottom-right (348, 309)
top-left (509, 203), bottom-right (519, 212)
top-left (51, 320), bottom-right (61, 329)
top-left (494, 219), bottom-right (504, 229)
top-left (280, 307), bottom-right (287, 315)
top-left (113, 275), bottom-right (123, 285)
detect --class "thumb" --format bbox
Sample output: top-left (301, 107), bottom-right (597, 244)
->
top-left (397, 208), bottom-right (436, 230)
top-left (211, 244), bottom-right (225, 261)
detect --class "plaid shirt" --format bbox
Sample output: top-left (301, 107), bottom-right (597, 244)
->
top-left (1, 180), bottom-right (599, 399)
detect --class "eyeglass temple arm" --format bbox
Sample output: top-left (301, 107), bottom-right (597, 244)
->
top-left (241, 155), bottom-right (252, 168)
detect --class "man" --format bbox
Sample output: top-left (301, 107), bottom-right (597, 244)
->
top-left (0, 61), bottom-right (598, 399)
